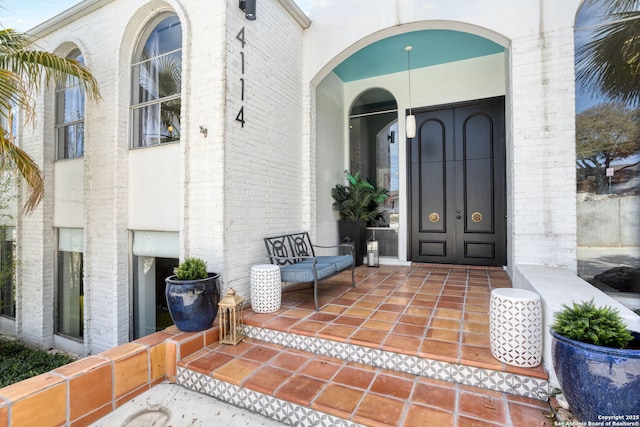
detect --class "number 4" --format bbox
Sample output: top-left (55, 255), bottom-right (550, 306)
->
top-left (236, 27), bottom-right (245, 48)
top-left (235, 106), bottom-right (245, 127)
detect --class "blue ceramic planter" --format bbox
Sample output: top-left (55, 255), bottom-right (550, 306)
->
top-left (165, 273), bottom-right (220, 332)
top-left (551, 330), bottom-right (640, 422)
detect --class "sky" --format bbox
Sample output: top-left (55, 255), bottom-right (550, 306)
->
top-left (0, 0), bottom-right (314, 31)
top-left (0, 0), bottom-right (81, 31)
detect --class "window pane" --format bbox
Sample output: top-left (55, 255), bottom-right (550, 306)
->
top-left (132, 256), bottom-right (178, 339)
top-left (57, 124), bottom-right (84, 158)
top-left (142, 16), bottom-right (181, 59)
top-left (161, 98), bottom-right (181, 143)
top-left (132, 104), bottom-right (160, 147)
top-left (62, 85), bottom-right (85, 123)
top-left (57, 251), bottom-right (83, 339)
top-left (134, 51), bottom-right (182, 103)
top-left (0, 227), bottom-right (15, 318)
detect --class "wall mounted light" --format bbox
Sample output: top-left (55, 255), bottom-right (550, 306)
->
top-left (405, 46), bottom-right (416, 139)
top-left (239, 0), bottom-right (257, 20)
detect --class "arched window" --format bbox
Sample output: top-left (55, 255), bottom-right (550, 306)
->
top-left (349, 88), bottom-right (400, 257)
top-left (349, 88), bottom-right (399, 229)
top-left (131, 14), bottom-right (182, 148)
top-left (55, 49), bottom-right (85, 159)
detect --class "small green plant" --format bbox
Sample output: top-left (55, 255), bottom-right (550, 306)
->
top-left (331, 170), bottom-right (389, 223)
top-left (173, 257), bottom-right (208, 281)
top-left (551, 299), bottom-right (633, 348)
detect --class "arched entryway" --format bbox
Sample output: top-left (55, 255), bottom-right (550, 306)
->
top-left (314, 25), bottom-right (509, 266)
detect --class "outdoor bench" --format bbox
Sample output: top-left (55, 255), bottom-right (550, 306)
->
top-left (264, 232), bottom-right (355, 310)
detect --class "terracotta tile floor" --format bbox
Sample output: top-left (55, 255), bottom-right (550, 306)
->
top-left (243, 264), bottom-right (547, 380)
top-left (180, 264), bottom-right (552, 426)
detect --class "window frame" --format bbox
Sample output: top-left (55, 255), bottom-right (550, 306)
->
top-left (130, 13), bottom-right (183, 149)
top-left (55, 228), bottom-right (84, 341)
top-left (54, 48), bottom-right (86, 160)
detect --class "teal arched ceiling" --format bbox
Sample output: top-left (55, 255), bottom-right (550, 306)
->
top-left (333, 30), bottom-right (505, 82)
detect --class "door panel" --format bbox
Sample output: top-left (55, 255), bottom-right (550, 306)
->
top-left (410, 110), bottom-right (455, 262)
top-left (410, 98), bottom-right (506, 266)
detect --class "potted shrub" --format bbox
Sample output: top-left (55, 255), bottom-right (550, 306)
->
top-left (550, 299), bottom-right (640, 422)
top-left (165, 257), bottom-right (220, 332)
top-left (331, 170), bottom-right (389, 266)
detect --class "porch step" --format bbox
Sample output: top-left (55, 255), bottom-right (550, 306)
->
top-left (176, 337), bottom-right (551, 427)
top-left (243, 324), bottom-right (549, 400)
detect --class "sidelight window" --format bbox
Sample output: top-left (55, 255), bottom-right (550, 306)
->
top-left (349, 88), bottom-right (400, 257)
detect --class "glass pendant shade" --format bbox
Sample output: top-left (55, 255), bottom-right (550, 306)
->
top-left (406, 114), bottom-right (416, 138)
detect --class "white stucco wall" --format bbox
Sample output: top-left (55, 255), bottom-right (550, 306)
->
top-left (54, 160), bottom-right (84, 228)
top-left (128, 144), bottom-right (180, 231)
top-left (315, 72), bottom-right (346, 245)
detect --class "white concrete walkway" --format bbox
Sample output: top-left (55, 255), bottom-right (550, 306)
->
top-left (90, 382), bottom-right (285, 427)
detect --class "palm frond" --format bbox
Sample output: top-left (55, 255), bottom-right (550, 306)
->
top-left (576, 4), bottom-right (640, 106)
top-left (2, 50), bottom-right (101, 102)
top-left (0, 69), bottom-right (35, 124)
top-left (0, 129), bottom-right (44, 214)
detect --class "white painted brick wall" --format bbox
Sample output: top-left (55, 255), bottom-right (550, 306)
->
top-left (220, 0), bottom-right (306, 299)
top-left (509, 27), bottom-right (577, 272)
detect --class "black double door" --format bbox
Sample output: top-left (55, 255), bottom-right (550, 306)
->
top-left (409, 97), bottom-right (506, 266)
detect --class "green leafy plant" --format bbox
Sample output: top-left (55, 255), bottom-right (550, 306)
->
top-left (0, 339), bottom-right (75, 387)
top-left (331, 170), bottom-right (389, 223)
top-left (551, 299), bottom-right (633, 348)
top-left (173, 257), bottom-right (208, 281)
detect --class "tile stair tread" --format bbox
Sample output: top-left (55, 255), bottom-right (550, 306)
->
top-left (177, 338), bottom-right (551, 427)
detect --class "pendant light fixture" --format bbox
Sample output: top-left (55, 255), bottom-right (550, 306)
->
top-left (405, 45), bottom-right (416, 139)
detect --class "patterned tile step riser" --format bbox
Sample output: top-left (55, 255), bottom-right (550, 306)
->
top-left (244, 325), bottom-right (549, 400)
top-left (177, 367), bottom-right (364, 427)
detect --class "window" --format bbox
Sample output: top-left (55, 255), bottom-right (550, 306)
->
top-left (131, 231), bottom-right (179, 339)
top-left (131, 15), bottom-right (182, 148)
top-left (132, 256), bottom-right (178, 339)
top-left (0, 226), bottom-right (16, 318)
top-left (57, 228), bottom-right (83, 339)
top-left (575, 1), bottom-right (640, 287)
top-left (55, 49), bottom-right (85, 160)
top-left (349, 89), bottom-right (400, 257)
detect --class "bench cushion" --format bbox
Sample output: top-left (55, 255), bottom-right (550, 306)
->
top-left (280, 261), bottom-right (337, 283)
top-left (315, 255), bottom-right (353, 271)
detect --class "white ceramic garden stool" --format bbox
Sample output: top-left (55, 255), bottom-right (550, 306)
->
top-left (250, 264), bottom-right (281, 313)
top-left (489, 288), bottom-right (543, 367)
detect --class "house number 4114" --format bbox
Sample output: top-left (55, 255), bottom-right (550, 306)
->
top-left (235, 27), bottom-right (246, 127)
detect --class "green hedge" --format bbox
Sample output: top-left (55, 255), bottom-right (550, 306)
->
top-left (0, 340), bottom-right (76, 387)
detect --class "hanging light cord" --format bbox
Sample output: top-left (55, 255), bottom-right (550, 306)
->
top-left (406, 46), bottom-right (413, 115)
